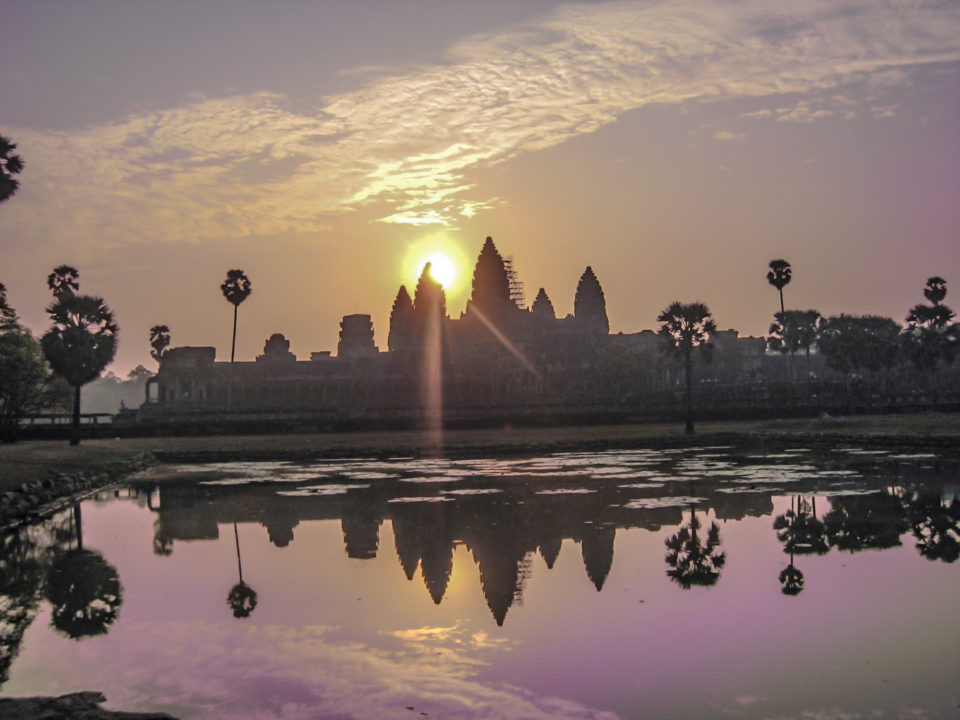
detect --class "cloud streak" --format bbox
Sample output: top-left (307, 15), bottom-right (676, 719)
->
top-left (4, 0), bottom-right (960, 244)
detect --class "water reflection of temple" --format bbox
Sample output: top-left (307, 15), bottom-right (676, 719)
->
top-left (137, 468), bottom-right (959, 625)
top-left (146, 480), bottom-right (689, 626)
top-left (139, 236), bottom-right (771, 427)
top-left (2, 473), bottom-right (958, 689)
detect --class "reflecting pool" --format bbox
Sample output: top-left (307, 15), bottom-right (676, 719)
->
top-left (2, 445), bottom-right (959, 719)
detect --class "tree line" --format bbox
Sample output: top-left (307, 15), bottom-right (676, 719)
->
top-left (659, 260), bottom-right (958, 433)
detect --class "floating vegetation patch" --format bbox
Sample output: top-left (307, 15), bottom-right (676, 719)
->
top-left (440, 488), bottom-right (503, 496)
top-left (623, 496), bottom-right (706, 509)
top-left (341, 472), bottom-right (400, 480)
top-left (598, 472), bottom-right (661, 481)
top-left (387, 496), bottom-right (453, 503)
top-left (200, 478), bottom-right (266, 486)
top-left (617, 482), bottom-right (667, 489)
top-left (726, 464), bottom-right (819, 483)
top-left (824, 488), bottom-right (885, 497)
top-left (276, 484), bottom-right (371, 497)
top-left (716, 487), bottom-right (783, 494)
top-left (536, 488), bottom-right (596, 495)
top-left (833, 448), bottom-right (889, 456)
top-left (399, 476), bottom-right (461, 484)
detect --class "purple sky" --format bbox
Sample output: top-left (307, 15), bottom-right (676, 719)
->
top-left (2, 0), bottom-right (959, 374)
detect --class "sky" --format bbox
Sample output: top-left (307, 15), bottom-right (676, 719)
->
top-left (2, 0), bottom-right (959, 375)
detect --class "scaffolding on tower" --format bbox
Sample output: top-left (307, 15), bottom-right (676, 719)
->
top-left (503, 255), bottom-right (525, 309)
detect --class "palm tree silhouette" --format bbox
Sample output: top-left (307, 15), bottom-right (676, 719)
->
top-left (664, 504), bottom-right (726, 588)
top-left (149, 324), bottom-right (170, 365)
top-left (220, 270), bottom-right (252, 363)
top-left (227, 522), bottom-right (257, 618)
top-left (657, 301), bottom-right (716, 434)
top-left (0, 135), bottom-right (24, 204)
top-left (41, 292), bottom-right (119, 446)
top-left (46, 265), bottom-right (80, 299)
top-left (767, 259), bottom-right (792, 315)
top-left (923, 276), bottom-right (947, 305)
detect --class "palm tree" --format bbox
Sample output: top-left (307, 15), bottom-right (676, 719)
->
top-left (657, 301), bottom-right (716, 434)
top-left (41, 292), bottom-right (118, 446)
top-left (767, 259), bottom-right (792, 314)
top-left (220, 270), bottom-right (252, 363)
top-left (924, 276), bottom-right (947, 306)
top-left (0, 135), bottom-right (24, 204)
top-left (149, 324), bottom-right (170, 365)
top-left (903, 277), bottom-right (957, 381)
top-left (46, 265), bottom-right (80, 299)
top-left (226, 522), bottom-right (257, 618)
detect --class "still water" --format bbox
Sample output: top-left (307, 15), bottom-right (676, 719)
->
top-left (2, 444), bottom-right (958, 719)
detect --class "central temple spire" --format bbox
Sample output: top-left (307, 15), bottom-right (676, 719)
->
top-left (469, 236), bottom-right (512, 319)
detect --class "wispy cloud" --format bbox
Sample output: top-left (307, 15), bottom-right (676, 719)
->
top-left (4, 0), bottom-right (959, 245)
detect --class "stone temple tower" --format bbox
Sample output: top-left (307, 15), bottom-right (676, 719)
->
top-left (337, 314), bottom-right (378, 359)
top-left (574, 266), bottom-right (609, 335)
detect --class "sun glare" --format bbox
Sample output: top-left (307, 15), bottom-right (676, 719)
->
top-left (402, 234), bottom-right (469, 299)
top-left (425, 253), bottom-right (456, 289)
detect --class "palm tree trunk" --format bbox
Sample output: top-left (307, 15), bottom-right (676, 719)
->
top-left (779, 289), bottom-right (784, 315)
top-left (74, 502), bottom-right (83, 550)
top-left (684, 351), bottom-right (694, 434)
top-left (230, 304), bottom-right (238, 363)
top-left (70, 384), bottom-right (81, 446)
top-left (234, 521), bottom-right (243, 584)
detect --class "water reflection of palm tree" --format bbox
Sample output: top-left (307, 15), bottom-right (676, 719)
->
top-left (773, 496), bottom-right (829, 556)
top-left (44, 504), bottom-right (123, 640)
top-left (900, 486), bottom-right (960, 563)
top-left (824, 492), bottom-right (909, 552)
top-left (778, 553), bottom-right (805, 596)
top-left (664, 504), bottom-right (726, 588)
top-left (227, 522), bottom-right (257, 619)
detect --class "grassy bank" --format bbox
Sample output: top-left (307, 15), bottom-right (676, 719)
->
top-left (3, 411), bottom-right (960, 497)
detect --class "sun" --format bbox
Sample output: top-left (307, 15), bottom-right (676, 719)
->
top-left (424, 252), bottom-right (456, 289)
top-left (402, 234), bottom-right (470, 300)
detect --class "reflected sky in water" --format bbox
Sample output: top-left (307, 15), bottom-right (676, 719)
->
top-left (2, 445), bottom-right (959, 719)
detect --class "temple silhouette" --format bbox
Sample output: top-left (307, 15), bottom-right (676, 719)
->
top-left (138, 236), bottom-right (772, 429)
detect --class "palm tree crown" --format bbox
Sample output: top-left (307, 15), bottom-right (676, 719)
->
top-left (47, 265), bottom-right (80, 299)
top-left (221, 269), bottom-right (252, 363)
top-left (0, 135), bottom-right (24, 204)
top-left (767, 259), bottom-right (792, 314)
top-left (220, 270), bottom-right (252, 307)
top-left (657, 301), bottom-right (717, 355)
top-left (149, 324), bottom-right (171, 364)
top-left (923, 276), bottom-right (947, 306)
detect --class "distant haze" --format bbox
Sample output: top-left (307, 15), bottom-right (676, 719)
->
top-left (2, 0), bottom-right (958, 374)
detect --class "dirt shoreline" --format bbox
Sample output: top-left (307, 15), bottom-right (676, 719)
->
top-left (2, 412), bottom-right (959, 532)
